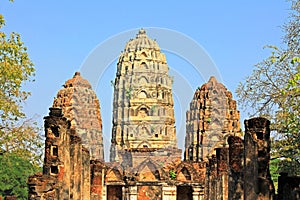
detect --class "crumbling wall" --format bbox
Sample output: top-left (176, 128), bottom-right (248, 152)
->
top-left (28, 108), bottom-right (91, 200)
top-left (90, 160), bottom-right (106, 200)
top-left (216, 147), bottom-right (229, 200)
top-left (278, 173), bottom-right (300, 200)
top-left (228, 136), bottom-right (244, 200)
top-left (244, 117), bottom-right (275, 200)
top-left (137, 185), bottom-right (162, 200)
top-left (206, 155), bottom-right (217, 200)
top-left (82, 147), bottom-right (91, 200)
top-left (205, 147), bottom-right (229, 200)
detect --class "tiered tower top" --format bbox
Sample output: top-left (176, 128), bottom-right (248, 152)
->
top-left (53, 72), bottom-right (104, 160)
top-left (110, 29), bottom-right (181, 164)
top-left (185, 76), bottom-right (241, 161)
top-left (124, 29), bottom-right (160, 52)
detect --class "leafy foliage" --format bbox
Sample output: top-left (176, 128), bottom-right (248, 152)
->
top-left (0, 15), bottom-right (35, 121)
top-left (0, 5), bottom-right (43, 199)
top-left (169, 169), bottom-right (176, 180)
top-left (0, 13), bottom-right (43, 159)
top-left (236, 0), bottom-right (300, 175)
top-left (269, 158), bottom-right (280, 192)
top-left (0, 13), bottom-right (43, 161)
top-left (125, 87), bottom-right (133, 99)
top-left (0, 152), bottom-right (40, 200)
top-left (0, 118), bottom-right (43, 167)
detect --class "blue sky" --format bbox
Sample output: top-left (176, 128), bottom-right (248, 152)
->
top-left (1, 1), bottom-right (290, 160)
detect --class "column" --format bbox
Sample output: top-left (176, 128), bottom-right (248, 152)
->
top-left (193, 186), bottom-right (205, 200)
top-left (162, 186), bottom-right (176, 200)
top-left (128, 186), bottom-right (137, 200)
top-left (228, 136), bottom-right (244, 200)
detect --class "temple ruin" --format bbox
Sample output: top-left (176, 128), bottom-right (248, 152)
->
top-left (110, 29), bottom-right (181, 166)
top-left (27, 29), bottom-right (299, 200)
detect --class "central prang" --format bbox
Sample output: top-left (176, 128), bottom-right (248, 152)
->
top-left (110, 29), bottom-right (181, 166)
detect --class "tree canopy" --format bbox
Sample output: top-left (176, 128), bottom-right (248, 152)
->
top-left (0, 13), bottom-right (42, 163)
top-left (0, 5), bottom-right (43, 199)
top-left (0, 152), bottom-right (39, 200)
top-left (236, 0), bottom-right (300, 175)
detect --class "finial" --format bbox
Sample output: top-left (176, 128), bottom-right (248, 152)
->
top-left (74, 71), bottom-right (81, 76)
top-left (208, 76), bottom-right (217, 82)
top-left (138, 28), bottom-right (146, 34)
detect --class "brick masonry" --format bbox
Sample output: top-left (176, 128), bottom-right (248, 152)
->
top-left (27, 30), bottom-right (294, 200)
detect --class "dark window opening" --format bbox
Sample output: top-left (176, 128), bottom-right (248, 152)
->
top-left (141, 52), bottom-right (147, 57)
top-left (51, 126), bottom-right (59, 137)
top-left (155, 134), bottom-right (158, 138)
top-left (258, 150), bottom-right (265, 157)
top-left (143, 145), bottom-right (148, 148)
top-left (107, 185), bottom-right (122, 200)
top-left (51, 145), bottom-right (58, 157)
top-left (181, 167), bottom-right (191, 180)
top-left (256, 132), bottom-right (264, 140)
top-left (155, 170), bottom-right (160, 180)
top-left (51, 166), bottom-right (58, 174)
top-left (141, 62), bottom-right (147, 69)
top-left (177, 186), bottom-right (193, 200)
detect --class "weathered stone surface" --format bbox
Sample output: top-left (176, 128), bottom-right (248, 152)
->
top-left (216, 147), bottom-right (229, 200)
top-left (27, 30), bottom-right (282, 200)
top-left (28, 108), bottom-right (91, 200)
top-left (278, 173), bottom-right (300, 200)
top-left (185, 76), bottom-right (241, 161)
top-left (53, 72), bottom-right (104, 160)
top-left (228, 136), bottom-right (244, 200)
top-left (244, 117), bottom-right (275, 200)
top-left (138, 185), bottom-right (162, 200)
top-left (110, 29), bottom-right (181, 167)
top-left (90, 160), bottom-right (106, 200)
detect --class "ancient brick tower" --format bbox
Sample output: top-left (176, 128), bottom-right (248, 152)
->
top-left (185, 76), bottom-right (241, 161)
top-left (27, 30), bottom-right (281, 200)
top-left (53, 72), bottom-right (104, 160)
top-left (110, 29), bottom-right (181, 165)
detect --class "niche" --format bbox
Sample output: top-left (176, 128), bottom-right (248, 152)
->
top-left (50, 166), bottom-right (58, 174)
top-left (138, 90), bottom-right (147, 98)
top-left (138, 108), bottom-right (148, 118)
top-left (51, 145), bottom-right (58, 157)
top-left (51, 126), bottom-right (59, 137)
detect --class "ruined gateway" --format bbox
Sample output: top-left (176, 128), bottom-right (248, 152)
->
top-left (28, 29), bottom-right (277, 200)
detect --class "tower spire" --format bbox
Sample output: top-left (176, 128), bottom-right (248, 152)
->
top-left (110, 29), bottom-right (181, 165)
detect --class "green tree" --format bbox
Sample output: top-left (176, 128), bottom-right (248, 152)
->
top-left (236, 0), bottom-right (300, 179)
top-left (0, 12), bottom-right (43, 159)
top-left (0, 4), bottom-right (43, 199)
top-left (0, 152), bottom-right (40, 200)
